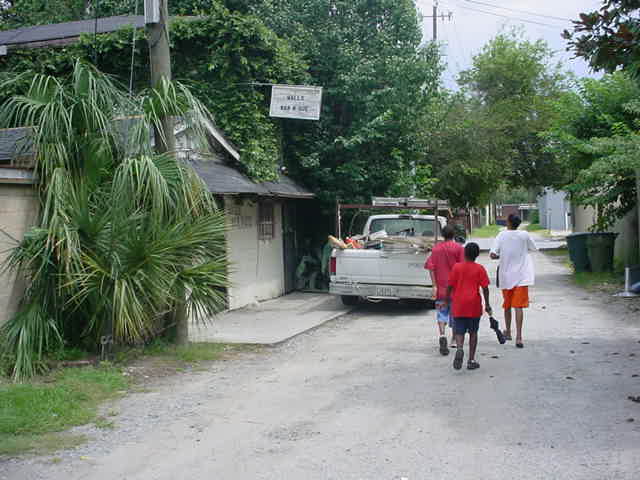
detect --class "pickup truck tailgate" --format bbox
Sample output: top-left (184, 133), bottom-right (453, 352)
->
top-left (378, 249), bottom-right (428, 285)
top-left (333, 249), bottom-right (381, 283)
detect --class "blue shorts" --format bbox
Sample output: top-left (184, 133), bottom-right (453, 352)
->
top-left (435, 301), bottom-right (454, 328)
top-left (453, 317), bottom-right (480, 335)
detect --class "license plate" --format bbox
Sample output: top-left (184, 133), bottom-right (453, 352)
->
top-left (375, 286), bottom-right (397, 297)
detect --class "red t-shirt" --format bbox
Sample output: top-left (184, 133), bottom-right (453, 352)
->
top-left (448, 261), bottom-right (490, 318)
top-left (425, 240), bottom-right (464, 299)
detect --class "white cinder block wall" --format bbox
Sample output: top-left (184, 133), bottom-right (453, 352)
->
top-left (0, 184), bottom-right (38, 326)
top-left (224, 196), bottom-right (285, 310)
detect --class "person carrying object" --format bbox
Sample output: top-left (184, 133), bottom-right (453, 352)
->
top-left (425, 225), bottom-right (464, 355)
top-left (490, 214), bottom-right (538, 348)
top-left (445, 242), bottom-right (493, 370)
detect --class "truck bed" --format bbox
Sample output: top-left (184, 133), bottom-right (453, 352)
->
top-left (329, 247), bottom-right (432, 301)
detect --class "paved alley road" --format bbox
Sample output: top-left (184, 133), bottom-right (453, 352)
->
top-left (3, 252), bottom-right (640, 480)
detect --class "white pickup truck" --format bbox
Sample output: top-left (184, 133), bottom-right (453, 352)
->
top-left (329, 214), bottom-right (447, 306)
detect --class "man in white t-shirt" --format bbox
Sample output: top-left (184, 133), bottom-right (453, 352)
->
top-left (489, 214), bottom-right (538, 348)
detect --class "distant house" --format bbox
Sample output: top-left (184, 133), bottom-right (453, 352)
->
top-left (537, 189), bottom-right (571, 232)
top-left (496, 203), bottom-right (537, 226)
top-left (538, 186), bottom-right (638, 266)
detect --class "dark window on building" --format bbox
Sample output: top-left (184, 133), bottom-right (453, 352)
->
top-left (258, 202), bottom-right (275, 240)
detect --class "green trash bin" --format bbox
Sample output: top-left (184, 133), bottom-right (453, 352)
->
top-left (586, 233), bottom-right (618, 272)
top-left (566, 233), bottom-right (591, 273)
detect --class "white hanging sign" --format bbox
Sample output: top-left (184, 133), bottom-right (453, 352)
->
top-left (269, 85), bottom-right (323, 121)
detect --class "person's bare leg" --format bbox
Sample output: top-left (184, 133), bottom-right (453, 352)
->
top-left (450, 318), bottom-right (456, 347)
top-left (437, 321), bottom-right (446, 336)
top-left (453, 332), bottom-right (465, 369)
top-left (504, 307), bottom-right (512, 338)
top-left (515, 308), bottom-right (524, 343)
top-left (468, 332), bottom-right (478, 361)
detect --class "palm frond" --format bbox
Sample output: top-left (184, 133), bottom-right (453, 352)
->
top-left (0, 61), bottom-right (230, 380)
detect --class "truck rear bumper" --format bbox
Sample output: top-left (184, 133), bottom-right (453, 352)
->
top-left (330, 282), bottom-right (432, 300)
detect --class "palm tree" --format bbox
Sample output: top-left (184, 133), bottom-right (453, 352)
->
top-left (0, 62), bottom-right (228, 380)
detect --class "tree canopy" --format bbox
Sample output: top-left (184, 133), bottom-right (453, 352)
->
top-left (563, 0), bottom-right (640, 75)
top-left (458, 29), bottom-right (570, 190)
top-left (545, 72), bottom-right (640, 230)
top-left (561, 1), bottom-right (640, 234)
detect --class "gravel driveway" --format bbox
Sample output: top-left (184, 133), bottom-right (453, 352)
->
top-left (2, 252), bottom-right (640, 480)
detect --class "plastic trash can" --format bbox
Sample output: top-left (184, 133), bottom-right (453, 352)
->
top-left (586, 232), bottom-right (618, 272)
top-left (566, 233), bottom-right (591, 273)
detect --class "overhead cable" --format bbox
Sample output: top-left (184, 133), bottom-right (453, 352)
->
top-left (456, 4), bottom-right (566, 29)
top-left (462, 0), bottom-right (573, 23)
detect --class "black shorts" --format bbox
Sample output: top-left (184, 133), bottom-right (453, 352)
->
top-left (453, 317), bottom-right (480, 335)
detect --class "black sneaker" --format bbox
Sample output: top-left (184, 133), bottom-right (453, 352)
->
top-left (467, 360), bottom-right (480, 370)
top-left (453, 348), bottom-right (464, 370)
top-left (439, 336), bottom-right (449, 356)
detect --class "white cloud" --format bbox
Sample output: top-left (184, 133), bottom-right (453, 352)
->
top-left (415, 0), bottom-right (603, 88)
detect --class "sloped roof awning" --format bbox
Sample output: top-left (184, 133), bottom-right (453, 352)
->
top-left (189, 160), bottom-right (314, 199)
top-left (0, 127), bottom-right (34, 161)
top-left (0, 15), bottom-right (145, 48)
top-left (0, 15), bottom-right (200, 49)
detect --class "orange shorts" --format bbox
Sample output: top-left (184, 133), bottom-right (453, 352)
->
top-left (502, 286), bottom-right (529, 309)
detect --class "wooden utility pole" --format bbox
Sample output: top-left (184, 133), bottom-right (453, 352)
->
top-left (147, 0), bottom-right (175, 154)
top-left (146, 0), bottom-right (187, 345)
top-left (423, 1), bottom-right (453, 42)
top-left (433, 2), bottom-right (437, 42)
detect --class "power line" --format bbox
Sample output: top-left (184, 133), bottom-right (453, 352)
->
top-left (456, 4), bottom-right (565, 29)
top-left (462, 0), bottom-right (572, 23)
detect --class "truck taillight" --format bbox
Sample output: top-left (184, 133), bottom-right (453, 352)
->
top-left (330, 257), bottom-right (336, 275)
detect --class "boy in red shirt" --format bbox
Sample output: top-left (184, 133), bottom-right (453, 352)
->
top-left (446, 242), bottom-right (492, 370)
top-left (425, 225), bottom-right (464, 355)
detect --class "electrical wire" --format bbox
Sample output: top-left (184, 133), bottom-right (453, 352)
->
top-left (454, 4), bottom-right (566, 29)
top-left (461, 0), bottom-right (572, 23)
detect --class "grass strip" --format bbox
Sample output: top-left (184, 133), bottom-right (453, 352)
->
top-left (0, 365), bottom-right (127, 456)
top-left (470, 224), bottom-right (502, 238)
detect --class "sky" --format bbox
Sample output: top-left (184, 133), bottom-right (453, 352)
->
top-left (414, 0), bottom-right (603, 88)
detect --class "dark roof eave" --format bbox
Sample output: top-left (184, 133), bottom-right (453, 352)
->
top-left (270, 192), bottom-right (315, 199)
top-left (216, 191), bottom-right (314, 199)
top-left (0, 15), bottom-right (201, 49)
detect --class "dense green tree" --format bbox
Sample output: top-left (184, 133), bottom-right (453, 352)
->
top-left (422, 93), bottom-right (507, 208)
top-left (544, 72), bottom-right (640, 229)
top-left (250, 0), bottom-right (444, 213)
top-left (458, 29), bottom-right (570, 190)
top-left (563, 1), bottom-right (640, 241)
top-left (0, 0), bottom-right (225, 28)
